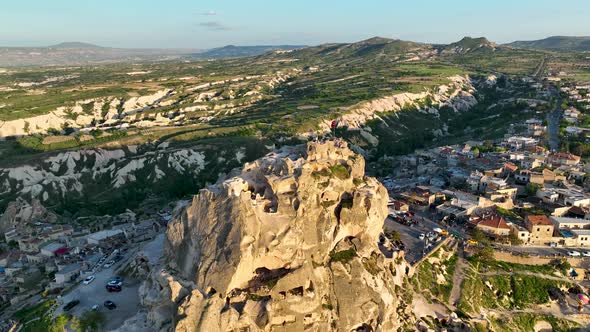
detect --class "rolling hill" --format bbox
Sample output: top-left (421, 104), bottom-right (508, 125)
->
top-left (48, 41), bottom-right (104, 49)
top-left (506, 36), bottom-right (590, 51)
top-left (192, 44), bottom-right (305, 59)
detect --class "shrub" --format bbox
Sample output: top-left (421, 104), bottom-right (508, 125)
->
top-left (312, 168), bottom-right (331, 179)
top-left (329, 164), bottom-right (350, 180)
top-left (322, 303), bottom-right (334, 310)
top-left (330, 248), bottom-right (356, 263)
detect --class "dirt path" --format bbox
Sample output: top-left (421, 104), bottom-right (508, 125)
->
top-left (486, 305), bottom-right (590, 328)
top-left (480, 270), bottom-right (576, 283)
top-left (449, 248), bottom-right (468, 309)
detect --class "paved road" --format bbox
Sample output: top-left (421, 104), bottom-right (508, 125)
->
top-left (533, 56), bottom-right (547, 79)
top-left (497, 243), bottom-right (590, 260)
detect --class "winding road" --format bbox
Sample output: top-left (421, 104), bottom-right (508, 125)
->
top-left (546, 87), bottom-right (563, 152)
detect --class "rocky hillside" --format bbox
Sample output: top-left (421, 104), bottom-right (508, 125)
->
top-left (135, 141), bottom-right (413, 331)
top-left (318, 74), bottom-right (477, 132)
top-left (0, 69), bottom-right (296, 137)
top-left (440, 37), bottom-right (498, 54)
top-left (0, 139), bottom-right (271, 213)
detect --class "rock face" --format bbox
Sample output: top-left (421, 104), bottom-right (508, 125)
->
top-left (156, 141), bottom-right (411, 331)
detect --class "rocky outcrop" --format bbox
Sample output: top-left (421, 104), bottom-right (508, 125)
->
top-left (149, 141), bottom-right (412, 331)
top-left (0, 198), bottom-right (58, 232)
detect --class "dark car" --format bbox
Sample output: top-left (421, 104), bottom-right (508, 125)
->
top-left (64, 300), bottom-right (80, 311)
top-left (106, 284), bottom-right (122, 292)
top-left (104, 300), bottom-right (117, 310)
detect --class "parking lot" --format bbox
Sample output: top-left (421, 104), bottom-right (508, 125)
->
top-left (55, 253), bottom-right (141, 330)
top-left (384, 211), bottom-right (447, 263)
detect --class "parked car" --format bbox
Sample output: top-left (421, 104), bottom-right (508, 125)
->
top-left (64, 300), bottom-right (80, 311)
top-left (91, 304), bottom-right (99, 311)
top-left (418, 233), bottom-right (425, 240)
top-left (549, 242), bottom-right (557, 248)
top-left (106, 282), bottom-right (122, 292)
top-left (103, 261), bottom-right (114, 268)
top-left (83, 276), bottom-right (95, 285)
top-left (109, 276), bottom-right (123, 283)
top-left (582, 252), bottom-right (590, 257)
top-left (104, 301), bottom-right (117, 310)
top-left (108, 279), bottom-right (123, 286)
top-left (568, 251), bottom-right (582, 257)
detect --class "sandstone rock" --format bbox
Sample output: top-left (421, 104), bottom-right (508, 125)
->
top-left (152, 140), bottom-right (412, 331)
top-left (0, 198), bottom-right (58, 232)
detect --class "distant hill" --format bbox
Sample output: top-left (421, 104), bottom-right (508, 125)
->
top-left (48, 42), bottom-right (104, 49)
top-left (506, 36), bottom-right (590, 51)
top-left (281, 36), bottom-right (430, 63)
top-left (440, 37), bottom-right (498, 54)
top-left (193, 45), bottom-right (306, 59)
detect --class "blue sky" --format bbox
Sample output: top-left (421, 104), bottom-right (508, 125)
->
top-left (1, 0), bottom-right (589, 48)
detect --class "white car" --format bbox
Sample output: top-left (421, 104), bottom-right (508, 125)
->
top-left (568, 251), bottom-right (582, 257)
top-left (418, 233), bottom-right (425, 240)
top-left (582, 252), bottom-right (590, 257)
top-left (92, 304), bottom-right (99, 311)
top-left (103, 261), bottom-right (114, 268)
top-left (83, 276), bottom-right (95, 285)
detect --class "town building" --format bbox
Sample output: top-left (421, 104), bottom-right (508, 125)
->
top-left (40, 242), bottom-right (68, 257)
top-left (474, 214), bottom-right (511, 236)
top-left (86, 229), bottom-right (125, 245)
top-left (550, 216), bottom-right (590, 230)
top-left (54, 263), bottom-right (81, 285)
top-left (525, 215), bottom-right (554, 245)
top-left (510, 224), bottom-right (530, 243)
top-left (547, 152), bottom-right (581, 167)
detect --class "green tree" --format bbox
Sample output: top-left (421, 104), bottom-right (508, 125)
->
top-left (471, 228), bottom-right (490, 245)
top-left (525, 183), bottom-right (541, 196)
top-left (71, 310), bottom-right (105, 332)
top-left (474, 246), bottom-right (495, 264)
top-left (385, 230), bottom-right (401, 242)
top-left (49, 314), bottom-right (70, 332)
top-left (561, 100), bottom-right (568, 110)
top-left (508, 233), bottom-right (523, 246)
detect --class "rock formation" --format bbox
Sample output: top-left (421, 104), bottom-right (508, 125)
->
top-left (0, 198), bottom-right (58, 232)
top-left (145, 141), bottom-right (412, 331)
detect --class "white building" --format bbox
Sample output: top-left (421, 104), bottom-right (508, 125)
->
top-left (550, 216), bottom-right (590, 230)
top-left (54, 263), bottom-right (81, 285)
top-left (86, 229), bottom-right (125, 245)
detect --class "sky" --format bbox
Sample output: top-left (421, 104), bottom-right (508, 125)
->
top-left (1, 0), bottom-right (589, 49)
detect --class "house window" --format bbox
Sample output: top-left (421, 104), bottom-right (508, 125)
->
top-left (537, 227), bottom-right (540, 232)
